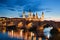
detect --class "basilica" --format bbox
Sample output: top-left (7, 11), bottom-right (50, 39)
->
top-left (22, 11), bottom-right (44, 21)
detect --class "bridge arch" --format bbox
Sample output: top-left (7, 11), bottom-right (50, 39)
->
top-left (44, 24), bottom-right (53, 28)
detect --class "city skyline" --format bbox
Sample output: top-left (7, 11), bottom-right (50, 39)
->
top-left (0, 0), bottom-right (60, 21)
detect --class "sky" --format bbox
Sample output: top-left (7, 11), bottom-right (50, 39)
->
top-left (0, 0), bottom-right (60, 21)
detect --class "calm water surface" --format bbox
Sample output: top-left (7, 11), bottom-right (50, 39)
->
top-left (0, 27), bottom-right (53, 40)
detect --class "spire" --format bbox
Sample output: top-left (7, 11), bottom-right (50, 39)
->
top-left (35, 12), bottom-right (38, 19)
top-left (40, 12), bottom-right (44, 21)
top-left (42, 12), bottom-right (44, 16)
top-left (28, 9), bottom-right (32, 18)
top-left (36, 12), bottom-right (37, 17)
top-left (22, 11), bottom-right (25, 18)
top-left (33, 13), bottom-right (35, 16)
top-left (33, 13), bottom-right (35, 18)
top-left (42, 12), bottom-right (44, 18)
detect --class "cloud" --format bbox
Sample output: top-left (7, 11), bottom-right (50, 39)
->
top-left (0, 0), bottom-right (53, 18)
top-left (0, 0), bottom-right (51, 12)
top-left (20, 15), bottom-right (28, 18)
top-left (45, 17), bottom-right (60, 21)
top-left (8, 8), bottom-right (15, 11)
top-left (46, 11), bottom-right (52, 12)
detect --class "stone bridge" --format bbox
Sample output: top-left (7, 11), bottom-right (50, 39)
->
top-left (0, 18), bottom-right (60, 37)
top-left (6, 18), bottom-right (60, 29)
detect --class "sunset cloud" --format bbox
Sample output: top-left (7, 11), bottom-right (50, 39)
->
top-left (45, 17), bottom-right (60, 21)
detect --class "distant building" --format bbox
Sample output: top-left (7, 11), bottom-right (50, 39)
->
top-left (22, 11), bottom-right (44, 21)
top-left (40, 12), bottom-right (44, 21)
top-left (0, 17), bottom-right (7, 21)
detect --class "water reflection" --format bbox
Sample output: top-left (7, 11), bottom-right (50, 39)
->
top-left (44, 27), bottom-right (53, 38)
top-left (8, 30), bottom-right (24, 39)
top-left (0, 27), bottom-right (53, 40)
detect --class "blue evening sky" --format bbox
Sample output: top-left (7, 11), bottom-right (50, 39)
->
top-left (0, 0), bottom-right (60, 20)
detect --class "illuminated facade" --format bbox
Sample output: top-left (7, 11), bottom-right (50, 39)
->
top-left (22, 11), bottom-right (44, 21)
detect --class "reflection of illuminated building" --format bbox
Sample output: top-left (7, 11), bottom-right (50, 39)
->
top-left (8, 30), bottom-right (36, 40)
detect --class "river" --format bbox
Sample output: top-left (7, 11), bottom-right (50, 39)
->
top-left (0, 27), bottom-right (53, 40)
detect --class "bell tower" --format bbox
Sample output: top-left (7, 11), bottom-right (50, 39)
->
top-left (28, 9), bottom-right (32, 18)
top-left (22, 11), bottom-right (25, 18)
top-left (40, 12), bottom-right (44, 21)
top-left (35, 12), bottom-right (38, 19)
